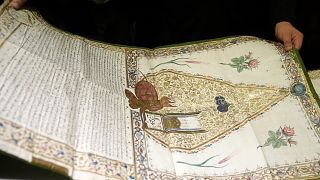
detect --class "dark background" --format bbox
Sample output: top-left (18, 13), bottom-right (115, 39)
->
top-left (17, 0), bottom-right (319, 69)
top-left (0, 0), bottom-right (320, 179)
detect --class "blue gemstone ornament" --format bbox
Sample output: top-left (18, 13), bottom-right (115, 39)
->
top-left (292, 82), bottom-right (306, 96)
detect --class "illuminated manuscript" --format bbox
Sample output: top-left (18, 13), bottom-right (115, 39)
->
top-left (0, 4), bottom-right (319, 180)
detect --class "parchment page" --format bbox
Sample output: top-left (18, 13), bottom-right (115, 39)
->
top-left (127, 36), bottom-right (320, 179)
top-left (0, 7), bottom-right (134, 179)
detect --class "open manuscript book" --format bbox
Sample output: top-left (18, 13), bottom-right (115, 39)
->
top-left (1, 4), bottom-right (320, 180)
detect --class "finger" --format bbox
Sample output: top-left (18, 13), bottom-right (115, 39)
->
top-left (9, 0), bottom-right (21, 9)
top-left (9, 0), bottom-right (25, 9)
top-left (283, 36), bottom-right (293, 51)
top-left (293, 33), bottom-right (304, 50)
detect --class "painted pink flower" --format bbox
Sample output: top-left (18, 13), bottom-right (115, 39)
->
top-left (288, 139), bottom-right (297, 146)
top-left (247, 59), bottom-right (259, 69)
top-left (258, 125), bottom-right (297, 149)
top-left (218, 151), bottom-right (238, 164)
top-left (282, 126), bottom-right (295, 136)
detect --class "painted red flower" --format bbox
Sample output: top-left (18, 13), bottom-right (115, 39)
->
top-left (247, 59), bottom-right (259, 69)
top-left (282, 126), bottom-right (295, 136)
top-left (258, 125), bottom-right (297, 149)
top-left (288, 139), bottom-right (297, 146)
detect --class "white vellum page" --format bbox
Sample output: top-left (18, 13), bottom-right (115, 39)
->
top-left (172, 123), bottom-right (267, 176)
top-left (145, 134), bottom-right (176, 174)
top-left (251, 96), bottom-right (320, 166)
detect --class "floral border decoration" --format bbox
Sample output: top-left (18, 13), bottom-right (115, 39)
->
top-left (276, 44), bottom-right (320, 136)
top-left (0, 117), bottom-right (134, 179)
top-left (174, 161), bottom-right (320, 180)
top-left (220, 52), bottom-right (260, 72)
top-left (258, 125), bottom-right (297, 149)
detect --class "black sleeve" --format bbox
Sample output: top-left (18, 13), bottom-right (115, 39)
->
top-left (269, 0), bottom-right (297, 26)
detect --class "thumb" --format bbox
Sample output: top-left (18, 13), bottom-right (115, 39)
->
top-left (282, 35), bottom-right (293, 51)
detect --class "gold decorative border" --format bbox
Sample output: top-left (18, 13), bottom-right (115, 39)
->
top-left (142, 69), bottom-right (289, 150)
top-left (278, 46), bottom-right (320, 137)
top-left (174, 161), bottom-right (320, 179)
top-left (144, 161), bottom-right (320, 179)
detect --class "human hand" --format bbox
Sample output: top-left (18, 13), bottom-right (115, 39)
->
top-left (9, 0), bottom-right (27, 9)
top-left (275, 21), bottom-right (304, 51)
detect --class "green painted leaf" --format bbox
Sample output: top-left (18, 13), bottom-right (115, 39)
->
top-left (272, 141), bottom-right (282, 148)
top-left (268, 131), bottom-right (277, 139)
top-left (229, 64), bottom-right (238, 68)
top-left (263, 137), bottom-right (275, 146)
top-left (239, 56), bottom-right (246, 63)
top-left (267, 137), bottom-right (276, 143)
top-left (280, 139), bottom-right (288, 146)
top-left (276, 129), bottom-right (282, 137)
top-left (237, 66), bottom-right (244, 72)
top-left (231, 57), bottom-right (240, 64)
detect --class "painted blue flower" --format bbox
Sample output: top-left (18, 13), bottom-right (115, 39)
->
top-left (215, 96), bottom-right (226, 106)
top-left (215, 96), bottom-right (230, 112)
top-left (217, 105), bottom-right (229, 112)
